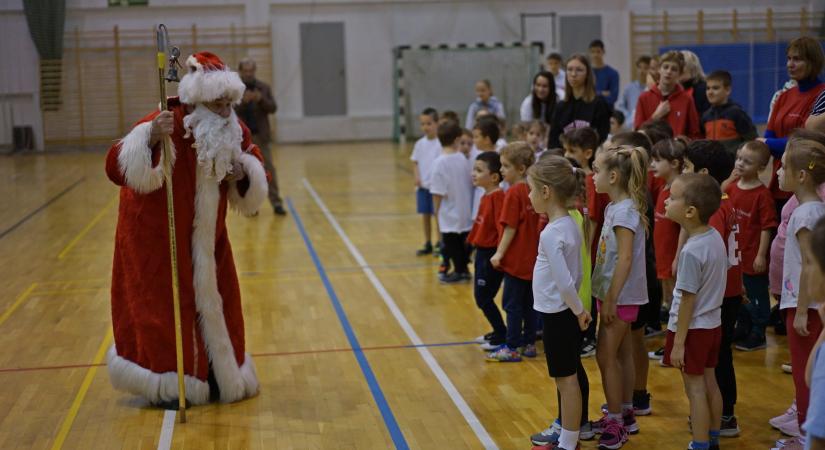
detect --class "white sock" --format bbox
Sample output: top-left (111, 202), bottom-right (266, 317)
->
top-left (622, 402), bottom-right (633, 412)
top-left (559, 428), bottom-right (580, 450)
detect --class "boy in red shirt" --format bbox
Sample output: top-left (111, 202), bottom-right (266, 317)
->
top-left (726, 141), bottom-right (778, 351)
top-left (468, 151), bottom-right (507, 351)
top-left (651, 139), bottom-right (686, 328)
top-left (684, 140), bottom-right (744, 437)
top-left (487, 143), bottom-right (541, 362)
top-left (634, 50), bottom-right (701, 139)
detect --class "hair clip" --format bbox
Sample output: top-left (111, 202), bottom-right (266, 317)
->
top-left (809, 161), bottom-right (816, 170)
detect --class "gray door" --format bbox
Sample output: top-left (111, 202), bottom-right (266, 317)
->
top-left (300, 22), bottom-right (347, 116)
top-left (559, 15), bottom-right (602, 58)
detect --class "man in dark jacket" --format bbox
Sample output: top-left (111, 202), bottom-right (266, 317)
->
top-left (236, 58), bottom-right (286, 215)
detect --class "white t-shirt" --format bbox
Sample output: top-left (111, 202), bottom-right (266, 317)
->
top-left (592, 198), bottom-right (648, 305)
top-left (781, 201), bottom-right (825, 310)
top-left (533, 215), bottom-right (584, 315)
top-left (668, 228), bottom-right (727, 331)
top-left (410, 136), bottom-right (442, 189)
top-left (429, 152), bottom-right (474, 233)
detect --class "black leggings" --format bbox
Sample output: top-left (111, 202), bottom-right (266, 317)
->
top-left (441, 232), bottom-right (470, 274)
top-left (716, 296), bottom-right (742, 416)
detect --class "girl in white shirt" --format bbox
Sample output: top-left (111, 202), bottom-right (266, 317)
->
top-left (777, 129), bottom-right (825, 436)
top-left (590, 144), bottom-right (650, 448)
top-left (520, 71), bottom-right (559, 124)
top-left (526, 155), bottom-right (592, 450)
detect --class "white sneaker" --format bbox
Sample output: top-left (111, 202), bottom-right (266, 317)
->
top-left (769, 402), bottom-right (797, 429)
top-left (781, 362), bottom-right (792, 374)
top-left (772, 436), bottom-right (805, 449)
top-left (778, 417), bottom-right (801, 437)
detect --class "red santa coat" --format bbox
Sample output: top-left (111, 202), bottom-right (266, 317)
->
top-left (104, 97), bottom-right (267, 405)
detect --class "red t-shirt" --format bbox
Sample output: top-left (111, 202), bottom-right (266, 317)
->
top-left (648, 172), bottom-right (666, 207)
top-left (709, 195), bottom-right (744, 297)
top-left (653, 187), bottom-right (680, 279)
top-left (725, 182), bottom-right (778, 275)
top-left (766, 83), bottom-right (825, 200)
top-left (498, 182), bottom-right (541, 280)
top-left (586, 173), bottom-right (611, 262)
top-left (467, 189), bottom-right (505, 249)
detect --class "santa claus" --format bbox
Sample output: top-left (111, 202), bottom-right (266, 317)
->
top-left (104, 51), bottom-right (266, 407)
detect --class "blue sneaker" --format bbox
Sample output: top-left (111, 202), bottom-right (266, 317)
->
top-left (530, 418), bottom-right (561, 446)
top-left (486, 346), bottom-right (522, 362)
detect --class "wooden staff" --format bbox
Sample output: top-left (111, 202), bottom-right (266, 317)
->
top-left (156, 24), bottom-right (187, 423)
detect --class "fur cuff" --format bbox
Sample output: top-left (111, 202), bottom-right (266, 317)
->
top-left (227, 152), bottom-right (268, 216)
top-left (117, 122), bottom-right (175, 194)
top-left (239, 353), bottom-right (260, 399)
top-left (106, 345), bottom-right (211, 406)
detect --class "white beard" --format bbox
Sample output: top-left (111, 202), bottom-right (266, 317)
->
top-left (183, 104), bottom-right (242, 182)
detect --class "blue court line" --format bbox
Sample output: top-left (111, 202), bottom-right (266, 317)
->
top-left (0, 176), bottom-right (86, 240)
top-left (287, 197), bottom-right (409, 450)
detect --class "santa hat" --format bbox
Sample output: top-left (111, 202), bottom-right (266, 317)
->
top-left (177, 52), bottom-right (245, 105)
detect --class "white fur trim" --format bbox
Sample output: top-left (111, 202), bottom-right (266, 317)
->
top-left (117, 122), bottom-right (175, 194)
top-left (227, 152), bottom-right (268, 216)
top-left (106, 345), bottom-right (211, 405)
top-left (178, 68), bottom-right (245, 105)
top-left (239, 353), bottom-right (260, 398)
top-left (190, 163), bottom-right (256, 403)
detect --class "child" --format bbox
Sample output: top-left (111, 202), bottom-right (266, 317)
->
top-left (466, 79), bottom-right (506, 129)
top-left (727, 141), bottom-right (778, 351)
top-left (468, 152), bottom-right (507, 350)
top-left (487, 143), bottom-right (540, 362)
top-left (662, 173), bottom-right (727, 450)
top-left (682, 140), bottom-right (744, 437)
top-left (457, 128), bottom-right (473, 159)
top-left (651, 139), bottom-right (686, 335)
top-left (440, 110), bottom-right (460, 125)
top-left (527, 120), bottom-right (548, 156)
top-left (512, 122), bottom-right (528, 142)
top-left (590, 144), bottom-right (649, 449)
top-left (801, 217), bottom-right (825, 450)
top-left (778, 129), bottom-right (825, 445)
top-left (563, 127), bottom-right (605, 358)
top-left (610, 110), bottom-right (626, 138)
top-left (410, 107), bottom-right (442, 256)
top-left (634, 50), bottom-right (701, 139)
top-left (527, 155), bottom-right (592, 450)
top-left (429, 120), bottom-right (474, 284)
top-left (701, 70), bottom-right (757, 156)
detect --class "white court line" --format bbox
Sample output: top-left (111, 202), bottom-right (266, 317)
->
top-left (157, 410), bottom-right (176, 450)
top-left (302, 178), bottom-right (498, 450)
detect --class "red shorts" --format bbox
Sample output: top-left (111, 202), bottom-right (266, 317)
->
top-left (596, 299), bottom-right (640, 323)
top-left (663, 327), bottom-right (722, 375)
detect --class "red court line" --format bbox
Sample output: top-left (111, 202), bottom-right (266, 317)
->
top-left (0, 341), bottom-right (475, 374)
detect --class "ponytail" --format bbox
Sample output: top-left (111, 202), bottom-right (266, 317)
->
top-left (600, 145), bottom-right (650, 233)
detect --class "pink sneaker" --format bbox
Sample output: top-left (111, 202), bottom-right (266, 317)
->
top-left (597, 417), bottom-right (628, 449)
top-left (769, 402), bottom-right (797, 429)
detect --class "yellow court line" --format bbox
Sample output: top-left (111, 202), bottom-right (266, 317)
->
top-left (58, 195), bottom-right (118, 259)
top-left (34, 288), bottom-right (103, 296)
top-left (50, 331), bottom-right (113, 450)
top-left (0, 283), bottom-right (37, 327)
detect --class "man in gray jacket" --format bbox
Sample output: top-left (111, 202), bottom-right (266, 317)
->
top-left (236, 58), bottom-right (285, 215)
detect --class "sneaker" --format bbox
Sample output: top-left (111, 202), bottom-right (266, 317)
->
top-left (439, 272), bottom-right (469, 284)
top-left (648, 346), bottom-right (664, 360)
top-left (719, 415), bottom-right (740, 437)
top-left (734, 333), bottom-right (767, 352)
top-left (622, 409), bottom-right (639, 434)
top-left (770, 402), bottom-right (798, 429)
top-left (778, 417), bottom-right (802, 437)
top-left (474, 332), bottom-right (495, 344)
top-left (519, 344), bottom-right (538, 358)
top-left (772, 436), bottom-right (805, 450)
top-left (733, 323), bottom-right (750, 343)
top-left (460, 272), bottom-right (472, 281)
top-left (632, 391), bottom-right (652, 416)
top-left (580, 339), bottom-right (597, 358)
top-left (486, 346), bottom-right (522, 362)
top-left (416, 242), bottom-right (433, 256)
top-left (782, 362), bottom-right (792, 374)
top-left (596, 417), bottom-right (628, 449)
top-left (579, 421), bottom-right (595, 440)
top-left (644, 325), bottom-right (664, 338)
top-left (530, 419), bottom-right (561, 446)
top-left (480, 335), bottom-right (506, 351)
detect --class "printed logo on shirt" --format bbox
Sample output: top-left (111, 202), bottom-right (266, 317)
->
top-left (563, 120), bottom-right (594, 134)
top-left (783, 278), bottom-right (796, 299)
top-left (727, 223), bottom-right (741, 266)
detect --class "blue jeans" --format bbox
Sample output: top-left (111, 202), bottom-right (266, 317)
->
top-left (502, 274), bottom-right (536, 349)
top-left (741, 274), bottom-right (770, 338)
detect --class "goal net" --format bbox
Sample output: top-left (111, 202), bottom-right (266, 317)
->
top-left (394, 44), bottom-right (543, 141)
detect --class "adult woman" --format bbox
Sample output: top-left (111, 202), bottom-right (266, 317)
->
top-left (548, 55), bottom-right (611, 148)
top-left (520, 71), bottom-right (558, 124)
top-left (680, 50), bottom-right (710, 116)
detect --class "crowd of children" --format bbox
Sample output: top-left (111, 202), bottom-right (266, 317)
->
top-left (407, 41), bottom-right (825, 450)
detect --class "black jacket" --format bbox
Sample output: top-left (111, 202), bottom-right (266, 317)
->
top-left (547, 95), bottom-right (611, 148)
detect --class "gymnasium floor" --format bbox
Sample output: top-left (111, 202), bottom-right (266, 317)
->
top-left (0, 142), bottom-right (796, 449)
